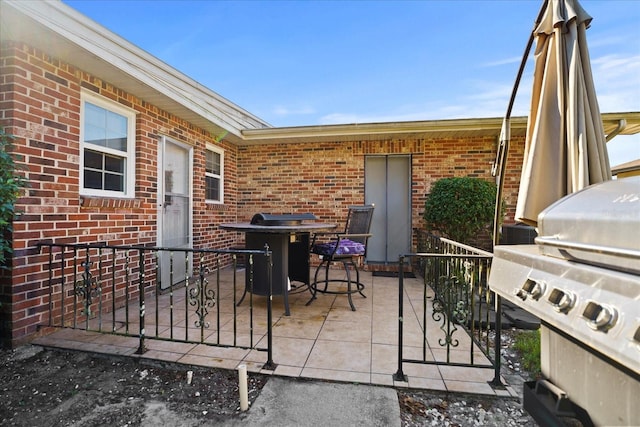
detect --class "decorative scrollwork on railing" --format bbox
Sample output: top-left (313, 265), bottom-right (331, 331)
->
top-left (75, 261), bottom-right (100, 316)
top-left (189, 261), bottom-right (216, 329)
top-left (431, 271), bottom-right (471, 348)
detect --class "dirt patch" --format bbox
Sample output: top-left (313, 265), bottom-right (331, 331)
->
top-left (1, 336), bottom-right (536, 426)
top-left (0, 346), bottom-right (266, 426)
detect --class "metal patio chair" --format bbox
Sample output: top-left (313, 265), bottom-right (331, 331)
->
top-left (306, 205), bottom-right (374, 311)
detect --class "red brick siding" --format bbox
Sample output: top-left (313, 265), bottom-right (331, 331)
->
top-left (238, 137), bottom-right (525, 244)
top-left (0, 42), bottom-right (238, 345)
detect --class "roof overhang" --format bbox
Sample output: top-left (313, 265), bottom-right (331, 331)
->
top-left (240, 112), bottom-right (640, 145)
top-left (0, 0), bottom-right (270, 143)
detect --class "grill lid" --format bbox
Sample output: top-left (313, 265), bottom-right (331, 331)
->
top-left (250, 213), bottom-right (317, 226)
top-left (536, 176), bottom-right (640, 274)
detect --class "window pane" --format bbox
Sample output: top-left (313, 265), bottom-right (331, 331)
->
top-left (84, 149), bottom-right (125, 192)
top-left (104, 173), bottom-right (124, 191)
top-left (85, 103), bottom-right (106, 130)
top-left (84, 150), bottom-right (103, 169)
top-left (206, 150), bottom-right (220, 175)
top-left (84, 103), bottom-right (107, 147)
top-left (106, 110), bottom-right (127, 151)
top-left (84, 102), bottom-right (127, 152)
top-left (104, 154), bottom-right (124, 173)
top-left (84, 170), bottom-right (102, 189)
top-left (206, 176), bottom-right (220, 201)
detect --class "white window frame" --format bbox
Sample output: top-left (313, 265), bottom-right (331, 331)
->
top-left (205, 144), bottom-right (224, 204)
top-left (79, 90), bottom-right (136, 198)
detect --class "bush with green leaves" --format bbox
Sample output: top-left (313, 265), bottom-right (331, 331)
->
top-left (423, 176), bottom-right (497, 244)
top-left (0, 128), bottom-right (27, 268)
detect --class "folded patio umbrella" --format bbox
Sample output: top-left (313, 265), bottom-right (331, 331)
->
top-left (514, 0), bottom-right (611, 227)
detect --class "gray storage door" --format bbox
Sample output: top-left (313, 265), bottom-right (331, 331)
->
top-left (365, 155), bottom-right (411, 264)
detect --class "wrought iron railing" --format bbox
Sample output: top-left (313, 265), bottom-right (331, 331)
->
top-left (37, 242), bottom-right (276, 369)
top-left (394, 232), bottom-right (503, 387)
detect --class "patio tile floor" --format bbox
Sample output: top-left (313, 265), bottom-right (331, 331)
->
top-left (34, 268), bottom-right (517, 398)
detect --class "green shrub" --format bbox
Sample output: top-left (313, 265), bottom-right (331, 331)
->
top-left (0, 128), bottom-right (27, 268)
top-left (423, 177), bottom-right (496, 244)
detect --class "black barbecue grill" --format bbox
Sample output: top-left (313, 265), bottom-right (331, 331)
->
top-left (250, 213), bottom-right (317, 226)
top-left (221, 213), bottom-right (333, 316)
top-left (489, 176), bottom-right (640, 427)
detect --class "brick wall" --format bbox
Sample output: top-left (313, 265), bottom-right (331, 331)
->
top-left (0, 42), bottom-right (238, 346)
top-left (237, 137), bottom-right (525, 246)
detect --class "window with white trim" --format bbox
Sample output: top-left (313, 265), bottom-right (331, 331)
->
top-left (80, 91), bottom-right (136, 197)
top-left (205, 145), bottom-right (223, 203)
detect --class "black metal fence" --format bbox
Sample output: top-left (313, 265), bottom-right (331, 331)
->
top-left (37, 242), bottom-right (277, 369)
top-left (394, 232), bottom-right (503, 387)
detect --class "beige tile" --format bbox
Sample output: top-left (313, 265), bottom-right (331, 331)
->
top-left (242, 348), bottom-right (272, 365)
top-left (430, 348), bottom-right (490, 365)
top-left (187, 343), bottom-right (250, 361)
top-left (304, 293), bottom-right (336, 309)
top-left (403, 328), bottom-right (429, 348)
top-left (402, 362), bottom-right (442, 380)
top-left (400, 344), bottom-right (436, 362)
top-left (371, 343), bottom-right (398, 374)
top-left (317, 319), bottom-right (371, 343)
top-left (91, 333), bottom-right (140, 348)
top-left (327, 306), bottom-right (371, 328)
top-left (445, 379), bottom-right (496, 395)
top-left (142, 339), bottom-right (196, 354)
top-left (272, 316), bottom-right (323, 339)
top-left (265, 336), bottom-right (315, 367)
top-left (139, 349), bottom-right (183, 363)
top-left (409, 376), bottom-right (447, 391)
top-left (84, 342), bottom-right (138, 356)
top-left (57, 328), bottom-right (105, 342)
top-left (204, 331), bottom-right (265, 349)
top-left (301, 367), bottom-right (370, 385)
top-left (177, 353), bottom-right (240, 370)
top-left (371, 321), bottom-right (398, 345)
top-left (331, 295), bottom-right (372, 312)
top-left (370, 373), bottom-right (395, 387)
top-left (306, 339), bottom-right (371, 373)
top-left (273, 364), bottom-right (303, 378)
top-left (438, 365), bottom-right (496, 382)
top-left (285, 304), bottom-right (331, 321)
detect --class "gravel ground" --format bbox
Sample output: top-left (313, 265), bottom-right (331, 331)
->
top-left (398, 328), bottom-right (537, 426)
top-left (1, 329), bottom-right (537, 426)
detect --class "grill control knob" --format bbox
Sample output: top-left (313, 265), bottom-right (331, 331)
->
top-left (582, 301), bottom-right (618, 331)
top-left (520, 278), bottom-right (546, 300)
top-left (547, 288), bottom-right (575, 313)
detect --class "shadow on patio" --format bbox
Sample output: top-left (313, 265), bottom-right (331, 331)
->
top-left (34, 267), bottom-right (517, 398)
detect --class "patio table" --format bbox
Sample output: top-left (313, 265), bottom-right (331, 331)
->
top-left (220, 222), bottom-right (336, 315)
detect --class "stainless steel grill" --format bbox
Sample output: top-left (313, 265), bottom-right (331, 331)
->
top-left (489, 176), bottom-right (640, 427)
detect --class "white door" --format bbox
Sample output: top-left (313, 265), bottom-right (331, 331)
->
top-left (365, 155), bottom-right (412, 264)
top-left (158, 137), bottom-right (192, 289)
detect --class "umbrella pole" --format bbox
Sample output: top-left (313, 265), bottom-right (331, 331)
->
top-left (492, 0), bottom-right (549, 248)
top-left (490, 0), bottom-right (548, 390)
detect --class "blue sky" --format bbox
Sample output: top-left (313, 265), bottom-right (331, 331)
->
top-left (64, 0), bottom-right (639, 166)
